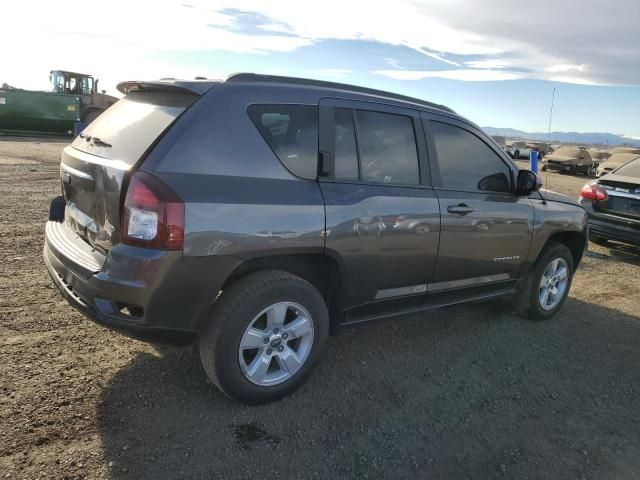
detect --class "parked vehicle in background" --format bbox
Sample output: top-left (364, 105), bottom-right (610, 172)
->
top-left (491, 135), bottom-right (512, 156)
top-left (505, 144), bottom-right (515, 157)
top-left (528, 142), bottom-right (552, 158)
top-left (588, 148), bottom-right (611, 163)
top-left (509, 141), bottom-right (533, 159)
top-left (608, 147), bottom-right (640, 155)
top-left (543, 147), bottom-right (593, 174)
top-left (580, 156), bottom-right (640, 245)
top-left (596, 152), bottom-right (640, 177)
top-left (43, 73), bottom-right (588, 404)
top-left (491, 135), bottom-right (507, 148)
top-left (587, 149), bottom-right (611, 176)
top-left (0, 70), bottom-right (117, 136)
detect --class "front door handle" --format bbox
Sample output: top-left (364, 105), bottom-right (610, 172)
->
top-left (447, 203), bottom-right (474, 215)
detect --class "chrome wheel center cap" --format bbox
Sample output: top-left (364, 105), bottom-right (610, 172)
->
top-left (270, 336), bottom-right (282, 349)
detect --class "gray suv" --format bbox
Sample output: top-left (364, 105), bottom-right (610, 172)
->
top-left (44, 74), bottom-right (588, 404)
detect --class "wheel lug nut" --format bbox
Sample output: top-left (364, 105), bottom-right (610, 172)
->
top-left (278, 346), bottom-right (284, 353)
top-left (266, 348), bottom-right (272, 355)
top-left (282, 333), bottom-right (288, 340)
top-left (273, 328), bottom-right (279, 334)
top-left (263, 337), bottom-right (269, 344)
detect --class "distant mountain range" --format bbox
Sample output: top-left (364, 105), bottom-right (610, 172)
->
top-left (482, 127), bottom-right (640, 147)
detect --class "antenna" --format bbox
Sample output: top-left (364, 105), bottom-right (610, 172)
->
top-left (544, 87), bottom-right (556, 199)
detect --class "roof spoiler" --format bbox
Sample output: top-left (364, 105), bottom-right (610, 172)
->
top-left (117, 80), bottom-right (218, 96)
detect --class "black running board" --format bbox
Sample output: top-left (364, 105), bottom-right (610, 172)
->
top-left (340, 286), bottom-right (516, 326)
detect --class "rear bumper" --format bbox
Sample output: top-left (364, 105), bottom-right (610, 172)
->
top-left (44, 220), bottom-right (242, 342)
top-left (579, 201), bottom-right (640, 244)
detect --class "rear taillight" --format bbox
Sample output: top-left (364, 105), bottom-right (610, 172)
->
top-left (580, 182), bottom-right (608, 201)
top-left (121, 172), bottom-right (184, 250)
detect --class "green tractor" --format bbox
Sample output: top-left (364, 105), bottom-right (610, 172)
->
top-left (0, 70), bottom-right (118, 137)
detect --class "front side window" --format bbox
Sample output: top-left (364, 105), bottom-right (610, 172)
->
top-left (248, 104), bottom-right (318, 180)
top-left (430, 122), bottom-right (511, 193)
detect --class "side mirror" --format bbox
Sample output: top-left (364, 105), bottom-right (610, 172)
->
top-left (516, 169), bottom-right (542, 196)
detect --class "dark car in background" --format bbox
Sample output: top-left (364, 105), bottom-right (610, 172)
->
top-left (44, 73), bottom-right (588, 404)
top-left (543, 146), bottom-right (593, 174)
top-left (580, 156), bottom-right (640, 245)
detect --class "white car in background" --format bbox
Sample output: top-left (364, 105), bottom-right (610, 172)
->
top-left (509, 141), bottom-right (533, 159)
top-left (596, 152), bottom-right (640, 177)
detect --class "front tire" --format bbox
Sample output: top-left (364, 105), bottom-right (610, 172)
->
top-left (514, 241), bottom-right (574, 320)
top-left (199, 270), bottom-right (329, 404)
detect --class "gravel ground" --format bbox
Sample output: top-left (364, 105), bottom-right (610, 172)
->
top-left (1, 138), bottom-right (640, 479)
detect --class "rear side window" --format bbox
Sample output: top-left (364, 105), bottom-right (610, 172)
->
top-left (333, 108), bottom-right (359, 180)
top-left (71, 91), bottom-right (196, 166)
top-left (331, 108), bottom-right (420, 186)
top-left (356, 110), bottom-right (419, 185)
top-left (248, 104), bottom-right (318, 179)
top-left (430, 122), bottom-right (511, 193)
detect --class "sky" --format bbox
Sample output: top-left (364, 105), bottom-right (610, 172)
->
top-left (3, 0), bottom-right (640, 137)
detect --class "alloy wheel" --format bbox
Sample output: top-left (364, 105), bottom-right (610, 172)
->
top-left (238, 302), bottom-right (314, 386)
top-left (538, 258), bottom-right (569, 311)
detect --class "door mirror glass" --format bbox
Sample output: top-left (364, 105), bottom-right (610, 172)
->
top-left (516, 170), bottom-right (541, 196)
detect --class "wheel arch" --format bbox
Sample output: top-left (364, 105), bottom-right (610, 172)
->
top-left (545, 230), bottom-right (587, 268)
top-left (214, 253), bottom-right (345, 335)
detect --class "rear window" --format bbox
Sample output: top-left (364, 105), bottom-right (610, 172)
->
top-left (612, 157), bottom-right (640, 177)
top-left (71, 91), bottom-right (195, 166)
top-left (248, 104), bottom-right (318, 180)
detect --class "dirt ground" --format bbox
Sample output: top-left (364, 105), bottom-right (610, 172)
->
top-left (1, 138), bottom-right (639, 479)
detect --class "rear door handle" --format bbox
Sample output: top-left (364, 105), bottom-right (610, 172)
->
top-left (447, 204), bottom-right (474, 215)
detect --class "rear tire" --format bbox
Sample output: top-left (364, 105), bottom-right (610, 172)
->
top-left (198, 270), bottom-right (329, 404)
top-left (514, 241), bottom-right (574, 321)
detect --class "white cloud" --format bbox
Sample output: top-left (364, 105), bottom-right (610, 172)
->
top-left (375, 69), bottom-right (523, 82)
top-left (465, 59), bottom-right (513, 70)
top-left (2, 0), bottom-right (639, 93)
top-left (545, 64), bottom-right (587, 73)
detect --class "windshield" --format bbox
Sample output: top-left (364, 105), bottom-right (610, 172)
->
top-left (71, 90), bottom-right (196, 166)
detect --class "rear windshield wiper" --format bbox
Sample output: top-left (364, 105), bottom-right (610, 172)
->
top-left (78, 132), bottom-right (112, 148)
top-left (91, 136), bottom-right (112, 148)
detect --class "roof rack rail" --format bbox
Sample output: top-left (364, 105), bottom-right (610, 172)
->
top-left (226, 73), bottom-right (455, 114)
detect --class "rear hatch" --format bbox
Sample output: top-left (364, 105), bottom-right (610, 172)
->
top-left (596, 163), bottom-right (640, 224)
top-left (60, 85), bottom-right (204, 253)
